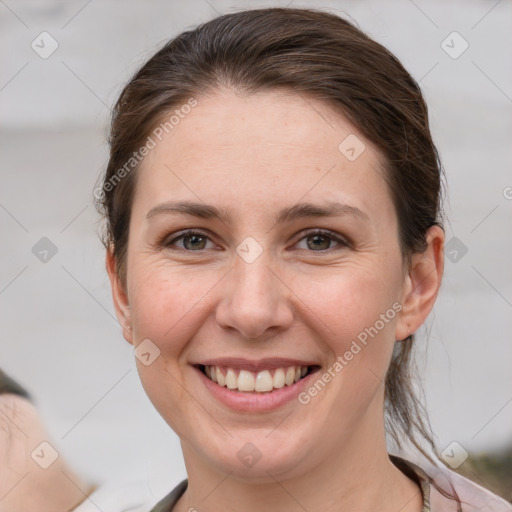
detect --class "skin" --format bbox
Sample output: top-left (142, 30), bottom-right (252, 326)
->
top-left (0, 394), bottom-right (94, 512)
top-left (107, 88), bottom-right (444, 512)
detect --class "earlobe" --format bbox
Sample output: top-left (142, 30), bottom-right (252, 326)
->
top-left (395, 225), bottom-right (445, 342)
top-left (105, 246), bottom-right (134, 345)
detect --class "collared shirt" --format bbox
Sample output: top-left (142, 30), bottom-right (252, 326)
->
top-left (147, 455), bottom-right (512, 512)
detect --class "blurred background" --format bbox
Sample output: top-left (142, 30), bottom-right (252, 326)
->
top-left (1, 0), bottom-right (511, 503)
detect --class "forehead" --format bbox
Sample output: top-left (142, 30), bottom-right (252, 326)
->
top-left (134, 88), bottom-right (395, 223)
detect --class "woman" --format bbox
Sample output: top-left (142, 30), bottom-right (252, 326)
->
top-left (94, 7), bottom-right (511, 512)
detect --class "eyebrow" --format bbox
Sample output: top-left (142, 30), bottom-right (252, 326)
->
top-left (146, 200), bottom-right (370, 224)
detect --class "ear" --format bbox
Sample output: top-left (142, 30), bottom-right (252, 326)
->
top-left (105, 245), bottom-right (133, 345)
top-left (395, 225), bottom-right (445, 342)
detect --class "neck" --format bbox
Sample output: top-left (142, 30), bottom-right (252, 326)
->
top-left (173, 405), bottom-right (422, 512)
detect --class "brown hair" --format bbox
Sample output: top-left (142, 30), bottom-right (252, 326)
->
top-left (95, 7), bottom-right (457, 502)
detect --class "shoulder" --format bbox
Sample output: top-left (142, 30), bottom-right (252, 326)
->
top-left (400, 456), bottom-right (512, 512)
top-left (429, 465), bottom-right (512, 512)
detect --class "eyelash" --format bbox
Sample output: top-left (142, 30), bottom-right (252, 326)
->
top-left (162, 228), bottom-right (349, 253)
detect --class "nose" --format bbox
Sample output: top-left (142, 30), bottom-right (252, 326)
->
top-left (215, 254), bottom-right (294, 340)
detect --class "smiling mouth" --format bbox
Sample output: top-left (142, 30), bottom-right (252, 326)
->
top-left (196, 364), bottom-right (319, 393)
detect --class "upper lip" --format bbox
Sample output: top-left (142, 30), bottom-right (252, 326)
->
top-left (193, 358), bottom-right (319, 372)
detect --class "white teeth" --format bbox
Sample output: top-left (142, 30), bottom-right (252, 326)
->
top-left (285, 367), bottom-right (295, 386)
top-left (225, 368), bottom-right (237, 389)
top-left (273, 368), bottom-right (285, 389)
top-left (255, 370), bottom-right (273, 392)
top-left (203, 365), bottom-right (310, 392)
top-left (216, 367), bottom-right (225, 386)
top-left (238, 370), bottom-right (255, 392)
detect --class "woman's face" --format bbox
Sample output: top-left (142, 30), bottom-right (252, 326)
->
top-left (108, 88), bottom-right (430, 480)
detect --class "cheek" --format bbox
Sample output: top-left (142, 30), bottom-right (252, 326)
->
top-left (290, 262), bottom-right (400, 348)
top-left (286, 262), bottom-right (401, 408)
top-left (128, 260), bottom-right (218, 351)
top-left (126, 261), bottom-right (209, 435)
top-left (290, 267), bottom-right (399, 428)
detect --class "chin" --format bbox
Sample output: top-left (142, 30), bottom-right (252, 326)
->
top-left (190, 429), bottom-right (314, 482)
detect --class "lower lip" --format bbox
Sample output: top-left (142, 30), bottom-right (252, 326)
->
top-left (194, 366), bottom-right (319, 412)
